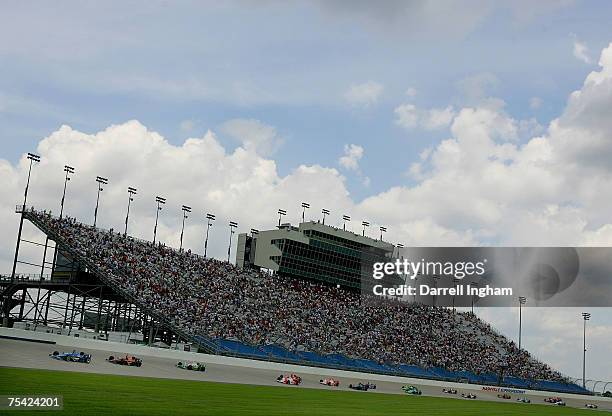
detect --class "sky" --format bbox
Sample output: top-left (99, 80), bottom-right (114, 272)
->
top-left (1, 0), bottom-right (612, 383)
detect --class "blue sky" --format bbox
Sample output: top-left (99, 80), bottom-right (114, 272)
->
top-left (1, 1), bottom-right (612, 382)
top-left (2, 1), bottom-right (612, 199)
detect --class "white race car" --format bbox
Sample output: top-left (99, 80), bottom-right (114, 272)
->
top-left (276, 374), bottom-right (302, 385)
top-left (585, 403), bottom-right (598, 409)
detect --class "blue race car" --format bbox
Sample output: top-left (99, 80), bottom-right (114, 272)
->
top-left (49, 350), bottom-right (92, 363)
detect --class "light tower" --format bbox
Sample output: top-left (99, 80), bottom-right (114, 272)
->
top-left (152, 196), bottom-right (166, 245)
top-left (277, 209), bottom-right (286, 227)
top-left (582, 312), bottom-right (591, 389)
top-left (321, 208), bottom-right (330, 225)
top-left (11, 152), bottom-right (40, 281)
top-left (379, 226), bottom-right (387, 240)
top-left (93, 176), bottom-right (108, 228)
top-left (361, 221), bottom-right (370, 236)
top-left (179, 205), bottom-right (192, 251)
top-left (342, 215), bottom-right (350, 231)
top-left (228, 221), bottom-right (238, 262)
top-left (59, 165), bottom-right (75, 219)
top-left (518, 296), bottom-right (526, 350)
top-left (301, 202), bottom-right (310, 223)
top-left (204, 213), bottom-right (215, 257)
top-left (124, 187), bottom-right (137, 236)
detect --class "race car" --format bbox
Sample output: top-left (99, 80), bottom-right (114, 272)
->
top-left (319, 378), bottom-right (340, 387)
top-left (497, 393), bottom-right (511, 399)
top-left (461, 393), bottom-right (477, 399)
top-left (176, 361), bottom-right (206, 371)
top-left (516, 397), bottom-right (531, 403)
top-left (442, 388), bottom-right (457, 394)
top-left (49, 350), bottom-right (91, 363)
top-left (585, 403), bottom-right (598, 409)
top-left (107, 354), bottom-right (142, 367)
top-left (401, 385), bottom-right (422, 395)
top-left (276, 374), bottom-right (301, 385)
top-left (544, 397), bottom-right (563, 404)
top-left (349, 382), bottom-right (376, 391)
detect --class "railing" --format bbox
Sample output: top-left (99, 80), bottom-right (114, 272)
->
top-left (22, 210), bottom-right (221, 355)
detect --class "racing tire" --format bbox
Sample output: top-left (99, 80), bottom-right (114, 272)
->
top-left (108, 356), bottom-right (114, 361)
top-left (187, 365), bottom-right (193, 370)
top-left (52, 351), bottom-right (59, 356)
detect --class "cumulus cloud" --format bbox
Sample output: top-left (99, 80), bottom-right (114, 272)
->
top-left (394, 104), bottom-right (456, 131)
top-left (572, 35), bottom-right (592, 64)
top-left (220, 118), bottom-right (284, 157)
top-left (344, 81), bottom-right (384, 107)
top-left (338, 144), bottom-right (364, 171)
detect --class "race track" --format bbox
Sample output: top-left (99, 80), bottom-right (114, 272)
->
top-left (1, 337), bottom-right (610, 412)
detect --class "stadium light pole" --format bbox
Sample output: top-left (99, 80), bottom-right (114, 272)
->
top-left (518, 296), bottom-right (526, 350)
top-left (582, 312), bottom-right (591, 389)
top-left (10, 152), bottom-right (41, 281)
top-left (124, 187), bottom-right (137, 236)
top-left (93, 176), bottom-right (108, 228)
top-left (321, 208), bottom-right (330, 225)
top-left (152, 196), bottom-right (166, 245)
top-left (59, 165), bottom-right (75, 219)
top-left (228, 221), bottom-right (238, 262)
top-left (342, 215), bottom-right (350, 231)
top-left (204, 213), bottom-right (215, 257)
top-left (301, 202), bottom-right (310, 223)
top-left (379, 226), bottom-right (387, 241)
top-left (361, 221), bottom-right (370, 237)
top-left (179, 205), bottom-right (192, 251)
top-left (251, 228), bottom-right (259, 238)
top-left (277, 209), bottom-right (286, 227)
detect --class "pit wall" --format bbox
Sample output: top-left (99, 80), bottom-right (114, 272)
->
top-left (1, 326), bottom-right (609, 404)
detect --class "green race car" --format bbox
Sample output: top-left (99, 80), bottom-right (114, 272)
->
top-left (176, 361), bottom-right (206, 371)
top-left (402, 385), bottom-right (422, 395)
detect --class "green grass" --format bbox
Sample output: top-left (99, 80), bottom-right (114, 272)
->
top-left (0, 368), bottom-right (608, 416)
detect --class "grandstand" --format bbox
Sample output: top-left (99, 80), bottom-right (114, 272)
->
top-left (0, 206), bottom-right (589, 395)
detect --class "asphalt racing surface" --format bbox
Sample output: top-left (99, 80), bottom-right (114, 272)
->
top-left (1, 338), bottom-right (610, 412)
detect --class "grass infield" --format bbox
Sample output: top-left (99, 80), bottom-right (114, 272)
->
top-left (0, 367), bottom-right (608, 415)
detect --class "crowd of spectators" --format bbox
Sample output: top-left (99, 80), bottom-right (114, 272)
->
top-left (32, 209), bottom-right (567, 382)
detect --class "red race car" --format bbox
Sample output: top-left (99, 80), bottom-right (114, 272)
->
top-left (320, 378), bottom-right (340, 387)
top-left (276, 374), bottom-right (302, 385)
top-left (107, 354), bottom-right (142, 367)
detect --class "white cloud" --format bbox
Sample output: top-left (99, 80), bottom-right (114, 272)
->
top-left (422, 106), bottom-right (456, 130)
top-left (220, 118), bottom-right (284, 157)
top-left (338, 144), bottom-right (364, 171)
top-left (394, 104), bottom-right (456, 131)
top-left (394, 103), bottom-right (419, 129)
top-left (572, 34), bottom-right (592, 64)
top-left (344, 81), bottom-right (384, 107)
